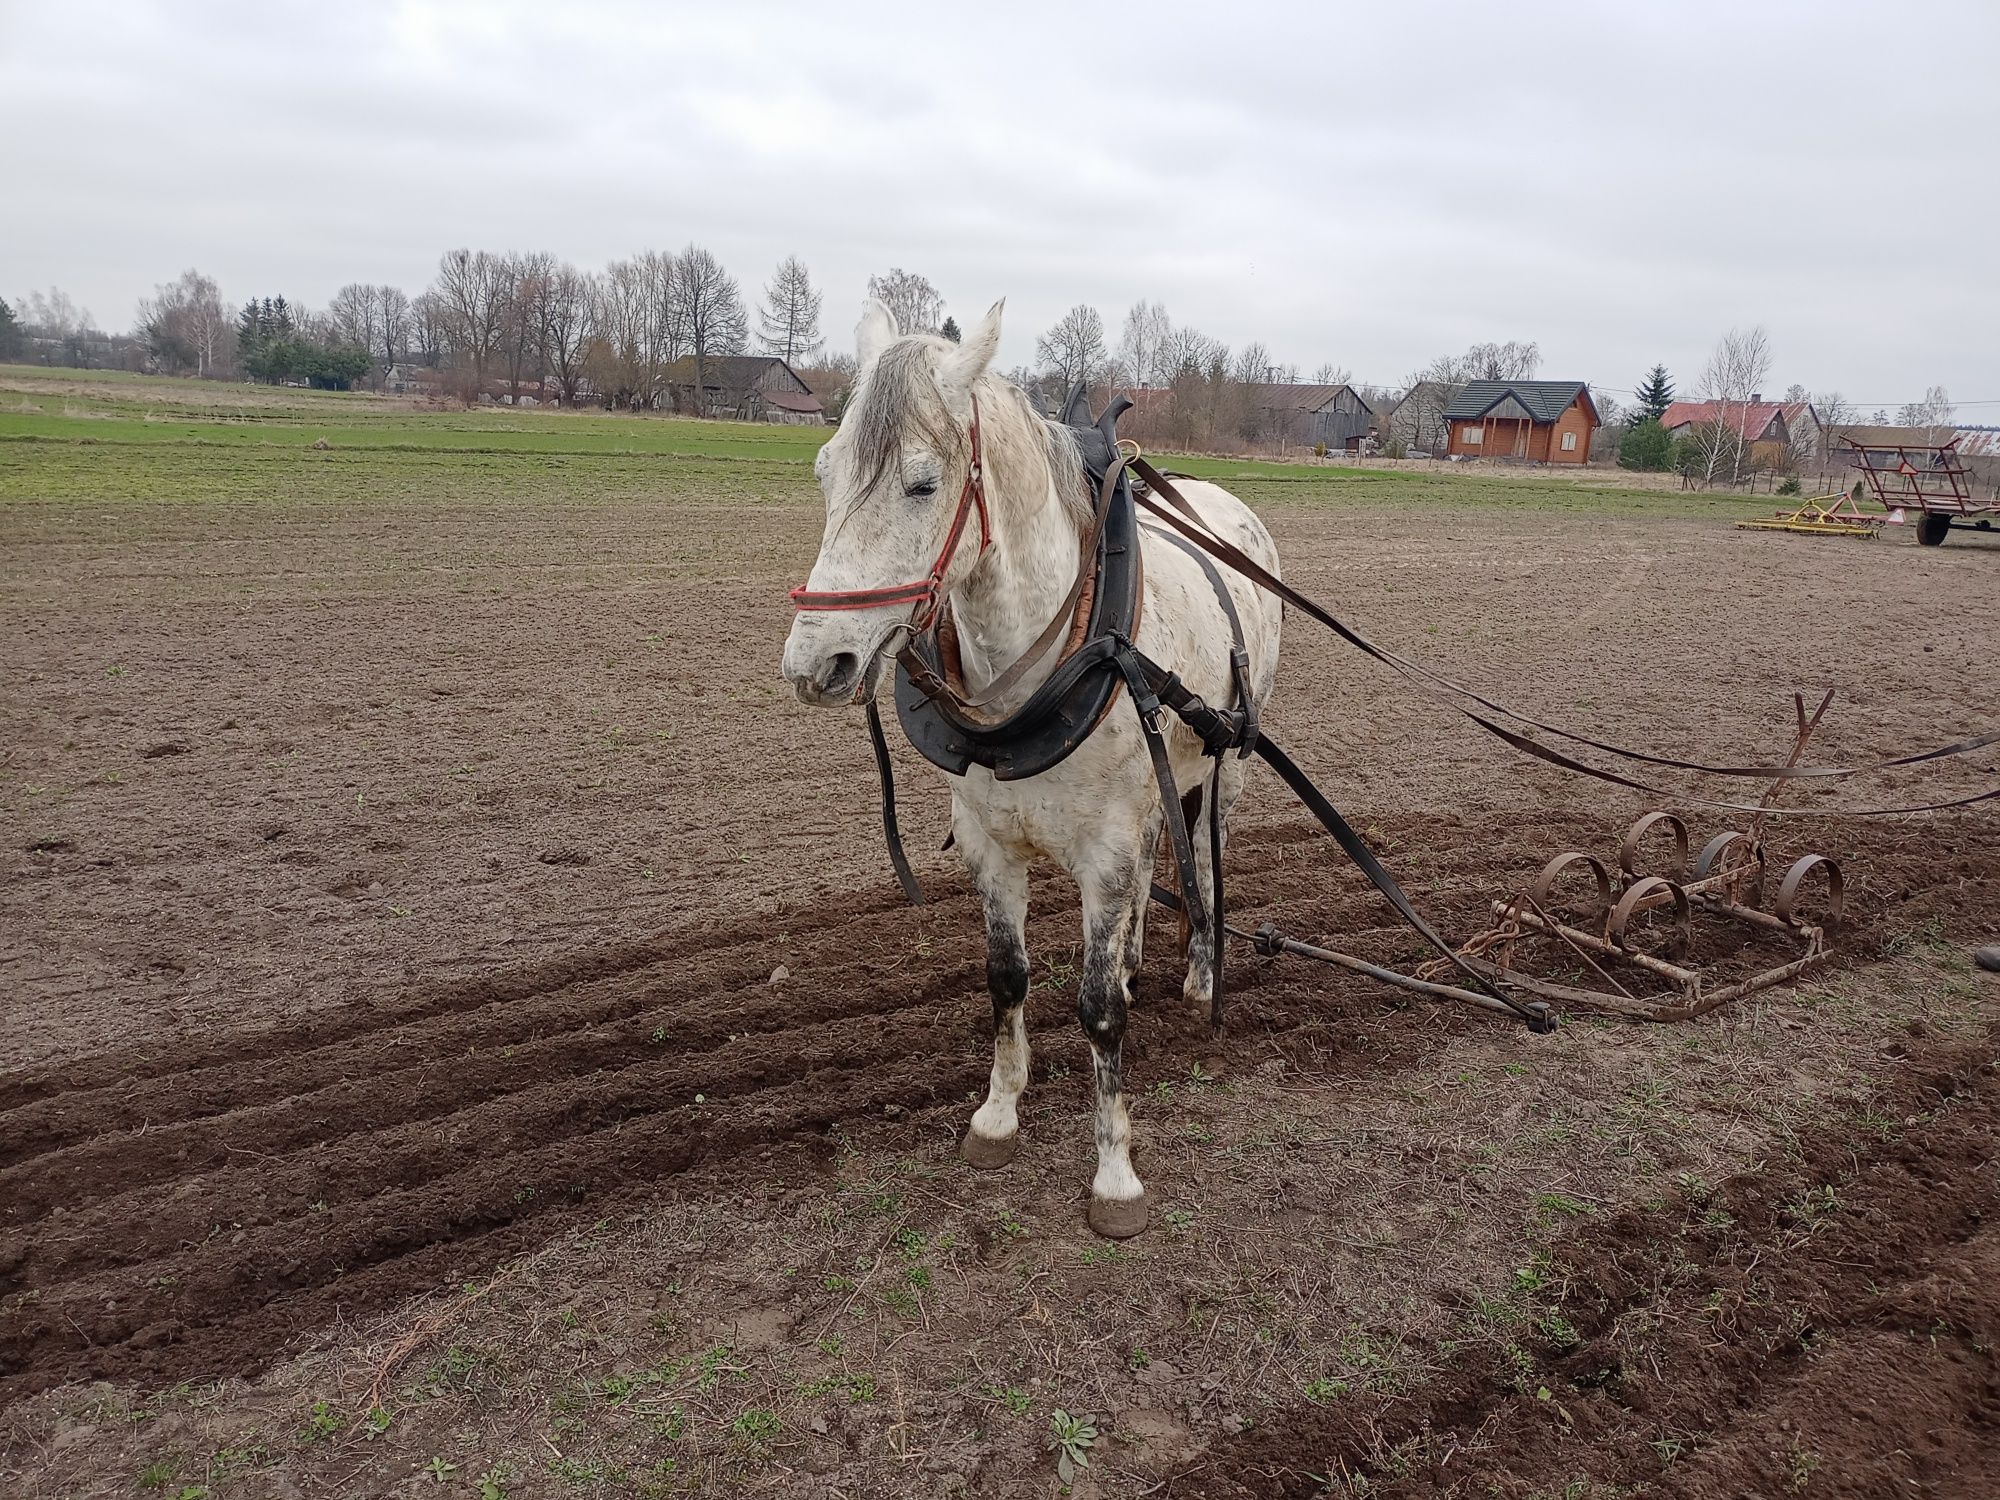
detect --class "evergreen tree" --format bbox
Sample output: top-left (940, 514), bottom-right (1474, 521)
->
top-left (940, 316), bottom-right (961, 343)
top-left (1634, 364), bottom-right (1674, 422)
top-left (1618, 418), bottom-right (1676, 472)
top-left (237, 301), bottom-right (265, 365)
top-left (0, 296), bottom-right (24, 360)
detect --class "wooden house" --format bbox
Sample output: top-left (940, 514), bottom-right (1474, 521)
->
top-left (1443, 380), bottom-right (1599, 464)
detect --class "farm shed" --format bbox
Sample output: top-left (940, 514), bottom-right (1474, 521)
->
top-left (660, 355), bottom-right (825, 424)
top-left (1242, 383), bottom-right (1377, 452)
top-left (1661, 398), bottom-right (1792, 469)
top-left (1443, 380), bottom-right (1599, 464)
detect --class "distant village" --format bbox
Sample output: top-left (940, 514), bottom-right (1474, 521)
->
top-left (5, 257), bottom-right (1991, 495)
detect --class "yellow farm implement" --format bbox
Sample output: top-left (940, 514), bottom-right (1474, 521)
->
top-left (1735, 492), bottom-right (1883, 538)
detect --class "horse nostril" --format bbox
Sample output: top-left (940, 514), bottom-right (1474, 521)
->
top-left (820, 651), bottom-right (860, 695)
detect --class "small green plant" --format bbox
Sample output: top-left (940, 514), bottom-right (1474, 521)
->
top-left (1128, 1346), bottom-right (1151, 1371)
top-left (1049, 1408), bottom-right (1099, 1484)
top-left (1536, 1313), bottom-right (1580, 1349)
top-left (731, 1407), bottom-right (780, 1446)
top-left (301, 1399), bottom-right (343, 1442)
top-left (992, 1384), bottom-right (1032, 1416)
top-left (424, 1456), bottom-right (458, 1482)
top-left (1777, 475), bottom-right (1802, 496)
top-left (137, 1456), bottom-right (183, 1489)
top-left (476, 1464), bottom-right (513, 1500)
top-left (1302, 1376), bottom-right (1349, 1401)
top-left (1533, 1192), bottom-right (1592, 1221)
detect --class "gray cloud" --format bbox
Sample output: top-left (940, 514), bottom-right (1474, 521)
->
top-left (4, 0), bottom-right (1996, 406)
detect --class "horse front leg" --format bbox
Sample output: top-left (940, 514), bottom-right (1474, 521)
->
top-left (1077, 839), bottom-right (1151, 1238)
top-left (958, 815), bottom-right (1031, 1170)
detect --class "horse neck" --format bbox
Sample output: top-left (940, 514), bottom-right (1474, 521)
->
top-left (949, 404), bottom-right (1081, 699)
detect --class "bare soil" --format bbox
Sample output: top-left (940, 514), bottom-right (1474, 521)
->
top-left (2, 479), bottom-right (1998, 1496)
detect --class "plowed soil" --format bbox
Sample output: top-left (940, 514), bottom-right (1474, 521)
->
top-left (3, 455), bottom-right (1999, 1497)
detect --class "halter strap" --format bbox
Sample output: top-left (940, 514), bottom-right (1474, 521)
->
top-left (789, 396), bottom-right (991, 631)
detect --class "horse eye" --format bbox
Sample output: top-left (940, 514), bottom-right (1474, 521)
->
top-left (907, 478), bottom-right (939, 498)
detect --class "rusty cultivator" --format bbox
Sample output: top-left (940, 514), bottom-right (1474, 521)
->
top-left (1444, 809), bottom-right (1842, 1022)
top-left (1219, 691), bottom-right (1848, 1029)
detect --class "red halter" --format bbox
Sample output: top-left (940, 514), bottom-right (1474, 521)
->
top-left (788, 396), bottom-right (992, 632)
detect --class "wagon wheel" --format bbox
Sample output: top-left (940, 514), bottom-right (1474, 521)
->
top-left (1917, 512), bottom-right (1951, 546)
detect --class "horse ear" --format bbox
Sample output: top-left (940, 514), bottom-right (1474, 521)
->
top-left (855, 299), bottom-right (899, 368)
top-left (940, 299), bottom-right (1003, 396)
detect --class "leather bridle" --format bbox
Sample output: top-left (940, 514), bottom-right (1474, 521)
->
top-left (789, 394), bottom-right (992, 634)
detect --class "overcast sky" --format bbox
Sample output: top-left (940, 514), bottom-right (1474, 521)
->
top-left (4, 1), bottom-right (1996, 410)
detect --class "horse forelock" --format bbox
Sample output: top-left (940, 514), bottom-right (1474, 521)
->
top-left (847, 338), bottom-right (1092, 532)
top-left (849, 339), bottom-right (967, 497)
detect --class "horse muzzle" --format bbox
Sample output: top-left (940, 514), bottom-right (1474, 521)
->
top-left (782, 618), bottom-right (896, 707)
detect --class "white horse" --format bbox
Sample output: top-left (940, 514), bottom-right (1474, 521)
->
top-left (781, 299), bottom-right (1282, 1237)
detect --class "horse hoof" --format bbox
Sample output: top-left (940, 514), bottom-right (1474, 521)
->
top-left (1089, 1191), bottom-right (1149, 1239)
top-left (1976, 945), bottom-right (2000, 974)
top-left (960, 1129), bottom-right (1018, 1171)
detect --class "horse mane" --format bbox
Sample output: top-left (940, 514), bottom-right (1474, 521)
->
top-left (849, 337), bottom-right (1092, 531)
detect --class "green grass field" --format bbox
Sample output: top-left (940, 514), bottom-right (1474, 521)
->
top-left (0, 363), bottom-right (1771, 520)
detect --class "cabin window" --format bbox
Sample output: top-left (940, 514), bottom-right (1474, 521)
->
top-left (1561, 431), bottom-right (1577, 451)
top-left (1463, 427), bottom-right (1482, 444)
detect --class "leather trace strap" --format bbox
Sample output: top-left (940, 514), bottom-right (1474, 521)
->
top-left (1127, 457), bottom-right (2000, 818)
top-left (790, 396), bottom-right (992, 630)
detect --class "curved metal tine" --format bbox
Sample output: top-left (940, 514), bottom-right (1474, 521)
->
top-left (1774, 854), bottom-right (1844, 931)
top-left (1609, 875), bottom-right (1693, 961)
top-left (1693, 829), bottom-right (1763, 905)
top-left (1619, 811), bottom-right (1689, 884)
top-left (1528, 851), bottom-right (1612, 935)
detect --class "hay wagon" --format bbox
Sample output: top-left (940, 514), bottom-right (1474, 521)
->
top-left (1845, 435), bottom-right (1998, 546)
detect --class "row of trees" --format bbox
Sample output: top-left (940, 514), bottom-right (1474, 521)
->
top-left (3, 248), bottom-right (837, 406)
top-left (4, 264), bottom-right (1970, 470)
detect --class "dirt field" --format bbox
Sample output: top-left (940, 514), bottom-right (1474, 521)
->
top-left (3, 379), bottom-right (1999, 1497)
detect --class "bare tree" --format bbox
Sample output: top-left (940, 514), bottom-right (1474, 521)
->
top-left (1692, 324), bottom-right (1773, 486)
top-left (411, 290), bottom-right (451, 369)
top-left (538, 265), bottom-right (594, 407)
top-left (1311, 361), bottom-right (1353, 387)
top-left (1462, 340), bottom-right (1541, 380)
top-left (865, 268), bottom-right (942, 336)
top-left (377, 285), bottom-right (410, 373)
top-left (432, 248), bottom-right (509, 386)
top-left (669, 244), bottom-right (748, 414)
top-left (1116, 300), bottom-right (1171, 388)
top-left (497, 251), bottom-right (556, 404)
top-left (136, 268), bottom-right (233, 377)
top-left (1810, 390), bottom-right (1855, 455)
top-left (1034, 304), bottom-right (1109, 398)
top-left (21, 287), bottom-right (91, 338)
top-left (327, 283), bottom-right (381, 354)
top-left (756, 256), bottom-right (824, 367)
top-left (1897, 385), bottom-right (1954, 428)
top-left (589, 253), bottom-right (670, 408)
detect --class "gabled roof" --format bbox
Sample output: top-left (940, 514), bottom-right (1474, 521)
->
top-left (1442, 380), bottom-right (1591, 423)
top-left (1660, 399), bottom-right (1787, 442)
top-left (659, 354), bottom-right (809, 393)
top-left (1243, 382), bottom-right (1373, 416)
